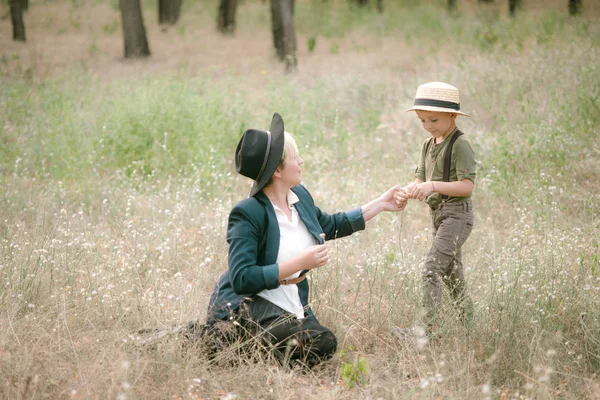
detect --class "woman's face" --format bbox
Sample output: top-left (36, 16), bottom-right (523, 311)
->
top-left (278, 148), bottom-right (303, 187)
top-left (415, 110), bottom-right (457, 140)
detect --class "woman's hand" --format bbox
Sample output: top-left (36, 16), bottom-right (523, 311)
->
top-left (361, 185), bottom-right (409, 222)
top-left (379, 185), bottom-right (406, 212)
top-left (394, 187), bottom-right (411, 208)
top-left (278, 244), bottom-right (328, 278)
top-left (299, 244), bottom-right (329, 270)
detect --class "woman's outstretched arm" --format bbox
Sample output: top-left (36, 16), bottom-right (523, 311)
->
top-left (361, 185), bottom-right (405, 222)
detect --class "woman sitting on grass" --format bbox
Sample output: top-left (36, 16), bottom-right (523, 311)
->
top-left (204, 113), bottom-right (406, 368)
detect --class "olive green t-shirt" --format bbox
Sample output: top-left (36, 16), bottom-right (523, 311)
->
top-left (415, 128), bottom-right (477, 209)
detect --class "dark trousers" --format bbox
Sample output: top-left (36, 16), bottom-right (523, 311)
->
top-left (239, 296), bottom-right (337, 368)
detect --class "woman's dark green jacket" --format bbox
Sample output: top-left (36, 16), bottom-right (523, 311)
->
top-left (206, 184), bottom-right (365, 324)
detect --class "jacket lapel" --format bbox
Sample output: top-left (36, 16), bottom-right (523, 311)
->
top-left (291, 187), bottom-right (324, 244)
top-left (254, 191), bottom-right (280, 264)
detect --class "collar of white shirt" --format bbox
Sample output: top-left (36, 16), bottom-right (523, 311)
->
top-left (271, 189), bottom-right (300, 214)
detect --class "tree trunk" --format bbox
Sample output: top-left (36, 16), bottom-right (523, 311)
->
top-left (280, 0), bottom-right (297, 72)
top-left (22, 0), bottom-right (29, 11)
top-left (271, 0), bottom-right (296, 72)
top-left (448, 0), bottom-right (457, 12)
top-left (270, 0), bottom-right (284, 61)
top-left (10, 0), bottom-right (26, 41)
top-left (508, 0), bottom-right (521, 16)
top-left (119, 0), bottom-right (151, 58)
top-left (569, 0), bottom-right (582, 15)
top-left (159, 0), bottom-right (183, 25)
top-left (217, 0), bottom-right (238, 33)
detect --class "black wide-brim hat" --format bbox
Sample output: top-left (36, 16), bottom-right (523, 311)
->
top-left (235, 113), bottom-right (285, 197)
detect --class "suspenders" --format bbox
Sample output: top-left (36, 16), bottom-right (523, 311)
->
top-left (424, 129), bottom-right (464, 201)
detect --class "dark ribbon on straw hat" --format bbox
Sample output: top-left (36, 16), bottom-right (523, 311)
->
top-left (414, 98), bottom-right (461, 111)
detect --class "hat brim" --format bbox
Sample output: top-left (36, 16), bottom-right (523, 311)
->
top-left (405, 105), bottom-right (469, 116)
top-left (249, 113), bottom-right (285, 196)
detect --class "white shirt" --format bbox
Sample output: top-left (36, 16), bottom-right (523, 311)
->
top-left (257, 190), bottom-right (317, 319)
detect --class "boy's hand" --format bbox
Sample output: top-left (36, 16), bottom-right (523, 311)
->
top-left (412, 181), bottom-right (435, 201)
top-left (403, 183), bottom-right (419, 198)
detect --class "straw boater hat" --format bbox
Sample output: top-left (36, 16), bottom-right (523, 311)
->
top-left (405, 82), bottom-right (469, 116)
top-left (235, 113), bottom-right (285, 197)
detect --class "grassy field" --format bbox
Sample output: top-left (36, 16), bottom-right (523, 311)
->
top-left (1, 0), bottom-right (599, 398)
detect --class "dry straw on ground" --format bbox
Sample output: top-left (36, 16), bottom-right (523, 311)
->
top-left (1, 0), bottom-right (599, 399)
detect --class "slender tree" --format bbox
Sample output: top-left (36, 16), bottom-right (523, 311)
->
top-left (217, 0), bottom-right (238, 33)
top-left (569, 0), bottom-right (582, 15)
top-left (353, 0), bottom-right (383, 11)
top-left (159, 0), bottom-right (183, 25)
top-left (509, 0), bottom-right (521, 16)
top-left (119, 0), bottom-right (151, 58)
top-left (10, 0), bottom-right (26, 42)
top-left (448, 0), bottom-right (457, 12)
top-left (280, 0), bottom-right (297, 72)
top-left (270, 0), bottom-right (284, 60)
top-left (270, 0), bottom-right (297, 73)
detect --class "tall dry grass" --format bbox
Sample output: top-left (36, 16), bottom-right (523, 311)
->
top-left (1, 0), bottom-right (599, 398)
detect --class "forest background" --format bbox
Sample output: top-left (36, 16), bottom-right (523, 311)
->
top-left (1, 0), bottom-right (599, 398)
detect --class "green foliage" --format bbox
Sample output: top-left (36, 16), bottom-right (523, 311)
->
top-left (475, 53), bottom-right (598, 209)
top-left (68, 10), bottom-right (82, 29)
top-left (88, 40), bottom-right (99, 56)
top-left (102, 19), bottom-right (119, 35)
top-left (307, 35), bottom-right (317, 53)
top-left (1, 69), bottom-right (396, 191)
top-left (339, 346), bottom-right (369, 389)
top-left (341, 359), bottom-right (369, 389)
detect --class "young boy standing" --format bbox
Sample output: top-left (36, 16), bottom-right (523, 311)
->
top-left (395, 82), bottom-right (476, 337)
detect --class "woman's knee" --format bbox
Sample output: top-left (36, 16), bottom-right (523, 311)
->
top-left (299, 330), bottom-right (337, 367)
top-left (315, 330), bottom-right (337, 357)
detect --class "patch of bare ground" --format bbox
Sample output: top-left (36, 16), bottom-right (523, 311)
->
top-left (0, 1), bottom-right (427, 84)
top-left (1, 0), bottom-right (599, 83)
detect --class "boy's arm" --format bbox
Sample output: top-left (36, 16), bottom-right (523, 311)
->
top-left (409, 137), bottom-right (476, 201)
top-left (411, 179), bottom-right (473, 202)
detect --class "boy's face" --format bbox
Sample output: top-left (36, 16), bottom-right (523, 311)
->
top-left (415, 110), bottom-right (457, 139)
